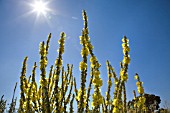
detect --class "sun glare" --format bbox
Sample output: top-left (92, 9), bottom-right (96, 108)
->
top-left (31, 0), bottom-right (50, 16)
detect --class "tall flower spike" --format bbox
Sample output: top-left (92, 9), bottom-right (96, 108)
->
top-left (54, 32), bottom-right (66, 112)
top-left (134, 73), bottom-right (146, 112)
top-left (134, 73), bottom-right (144, 95)
top-left (46, 33), bottom-right (52, 53)
top-left (85, 67), bottom-right (94, 113)
top-left (18, 56), bottom-right (28, 113)
top-left (31, 62), bottom-right (38, 112)
top-left (39, 33), bottom-right (52, 113)
top-left (77, 10), bottom-right (90, 113)
top-left (9, 82), bottom-right (17, 113)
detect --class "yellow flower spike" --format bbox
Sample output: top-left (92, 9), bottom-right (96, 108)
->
top-left (57, 32), bottom-right (66, 55)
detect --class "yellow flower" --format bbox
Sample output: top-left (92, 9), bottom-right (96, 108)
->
top-left (93, 77), bottom-right (103, 87)
top-left (138, 86), bottom-right (144, 94)
top-left (114, 79), bottom-right (118, 85)
top-left (113, 99), bottom-right (118, 106)
top-left (40, 58), bottom-right (48, 68)
top-left (94, 70), bottom-right (100, 76)
top-left (122, 38), bottom-right (129, 43)
top-left (79, 36), bottom-right (84, 44)
top-left (90, 56), bottom-right (97, 63)
top-left (134, 74), bottom-right (139, 80)
top-left (81, 47), bottom-right (89, 57)
top-left (120, 70), bottom-right (128, 81)
top-left (113, 107), bottom-right (119, 113)
top-left (90, 56), bottom-right (97, 68)
top-left (139, 96), bottom-right (146, 104)
top-left (123, 56), bottom-right (130, 64)
top-left (91, 101), bottom-right (96, 108)
top-left (92, 92), bottom-right (103, 107)
top-left (108, 73), bottom-right (112, 78)
top-left (95, 62), bottom-right (101, 68)
top-left (121, 73), bottom-right (128, 81)
top-left (55, 58), bottom-right (63, 68)
top-left (122, 43), bottom-right (126, 48)
top-left (136, 81), bottom-right (141, 87)
top-left (123, 47), bottom-right (130, 54)
top-left (79, 61), bottom-right (87, 71)
top-left (120, 69), bottom-right (125, 76)
top-left (134, 103), bottom-right (137, 108)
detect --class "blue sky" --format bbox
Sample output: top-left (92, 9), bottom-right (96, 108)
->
top-left (0, 0), bottom-right (170, 108)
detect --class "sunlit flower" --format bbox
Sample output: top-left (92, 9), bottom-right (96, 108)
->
top-left (123, 56), bottom-right (130, 64)
top-left (93, 77), bottom-right (103, 87)
top-left (138, 86), bottom-right (144, 94)
top-left (134, 74), bottom-right (139, 80)
top-left (81, 47), bottom-right (89, 57)
top-left (79, 61), bottom-right (87, 71)
top-left (113, 107), bottom-right (119, 113)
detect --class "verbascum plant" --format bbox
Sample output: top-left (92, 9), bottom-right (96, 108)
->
top-left (77, 10), bottom-right (89, 113)
top-left (11, 10), bottom-right (150, 113)
top-left (54, 32), bottom-right (66, 112)
top-left (18, 56), bottom-right (28, 113)
top-left (134, 73), bottom-right (146, 113)
top-left (112, 36), bottom-right (130, 113)
top-left (39, 33), bottom-right (51, 113)
top-left (104, 61), bottom-right (113, 112)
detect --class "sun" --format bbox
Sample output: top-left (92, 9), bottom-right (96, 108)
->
top-left (30, 0), bottom-right (50, 16)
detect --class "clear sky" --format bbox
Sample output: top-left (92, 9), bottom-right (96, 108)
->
top-left (0, 0), bottom-right (170, 108)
